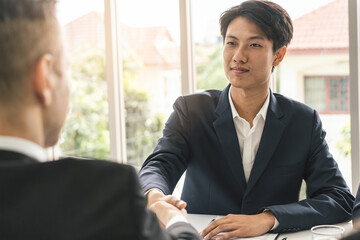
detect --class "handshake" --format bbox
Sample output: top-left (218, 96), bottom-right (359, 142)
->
top-left (148, 189), bottom-right (189, 228)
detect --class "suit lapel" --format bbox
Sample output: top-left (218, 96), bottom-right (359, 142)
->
top-left (245, 92), bottom-right (286, 195)
top-left (213, 85), bottom-right (247, 194)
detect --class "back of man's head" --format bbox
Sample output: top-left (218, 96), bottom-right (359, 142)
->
top-left (0, 0), bottom-right (62, 107)
top-left (0, 0), bottom-right (68, 148)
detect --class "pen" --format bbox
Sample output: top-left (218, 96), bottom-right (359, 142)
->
top-left (274, 232), bottom-right (281, 240)
top-left (274, 230), bottom-right (285, 240)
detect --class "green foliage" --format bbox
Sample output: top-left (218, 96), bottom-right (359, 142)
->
top-left (60, 48), bottom-right (109, 159)
top-left (124, 75), bottom-right (163, 167)
top-left (196, 44), bottom-right (228, 90)
top-left (60, 48), bottom-right (163, 165)
top-left (336, 119), bottom-right (351, 156)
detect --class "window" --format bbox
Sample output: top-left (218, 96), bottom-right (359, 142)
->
top-left (117, 0), bottom-right (181, 168)
top-left (57, 0), bottom-right (110, 159)
top-left (305, 76), bottom-right (349, 114)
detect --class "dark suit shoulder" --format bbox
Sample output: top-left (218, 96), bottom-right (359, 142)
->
top-left (58, 156), bottom-right (134, 172)
top-left (179, 89), bottom-right (222, 108)
top-left (273, 92), bottom-right (315, 114)
top-left (38, 157), bottom-right (139, 193)
top-left (272, 92), bottom-right (317, 125)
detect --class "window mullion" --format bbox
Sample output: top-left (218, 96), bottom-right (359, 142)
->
top-left (104, 0), bottom-right (127, 163)
top-left (179, 0), bottom-right (196, 95)
top-left (349, 0), bottom-right (360, 193)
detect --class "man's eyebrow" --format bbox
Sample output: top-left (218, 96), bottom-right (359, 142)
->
top-left (225, 35), bottom-right (266, 41)
top-left (248, 36), bottom-right (265, 41)
top-left (225, 35), bottom-right (239, 40)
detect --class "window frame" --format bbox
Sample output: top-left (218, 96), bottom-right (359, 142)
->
top-left (349, 0), bottom-right (360, 194)
top-left (304, 75), bottom-right (350, 114)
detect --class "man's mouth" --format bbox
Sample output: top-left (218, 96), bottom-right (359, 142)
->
top-left (230, 66), bottom-right (249, 73)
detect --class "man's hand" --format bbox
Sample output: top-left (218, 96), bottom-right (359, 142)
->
top-left (353, 217), bottom-right (360, 229)
top-left (149, 200), bottom-right (189, 228)
top-left (147, 188), bottom-right (166, 206)
top-left (147, 188), bottom-right (187, 209)
top-left (200, 212), bottom-right (275, 240)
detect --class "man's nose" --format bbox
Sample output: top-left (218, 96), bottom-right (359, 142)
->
top-left (233, 46), bottom-right (248, 63)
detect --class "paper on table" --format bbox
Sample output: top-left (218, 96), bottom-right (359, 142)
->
top-left (210, 232), bottom-right (278, 240)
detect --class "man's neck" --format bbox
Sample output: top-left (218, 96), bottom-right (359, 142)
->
top-left (230, 87), bottom-right (269, 127)
top-left (0, 106), bottom-right (45, 147)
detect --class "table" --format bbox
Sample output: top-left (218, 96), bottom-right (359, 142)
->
top-left (188, 214), bottom-right (356, 240)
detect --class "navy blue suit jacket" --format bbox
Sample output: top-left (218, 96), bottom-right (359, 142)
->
top-left (139, 85), bottom-right (354, 232)
top-left (0, 150), bottom-right (202, 240)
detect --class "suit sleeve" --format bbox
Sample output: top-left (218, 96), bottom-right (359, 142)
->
top-left (264, 110), bottom-right (354, 232)
top-left (129, 166), bottom-right (202, 240)
top-left (139, 96), bottom-right (190, 195)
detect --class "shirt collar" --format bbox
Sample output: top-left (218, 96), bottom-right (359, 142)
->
top-left (0, 136), bottom-right (47, 162)
top-left (228, 87), bottom-right (270, 121)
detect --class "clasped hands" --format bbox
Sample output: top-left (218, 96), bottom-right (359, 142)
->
top-left (147, 189), bottom-right (275, 239)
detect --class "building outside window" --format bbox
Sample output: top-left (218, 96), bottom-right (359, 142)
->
top-left (305, 76), bottom-right (349, 114)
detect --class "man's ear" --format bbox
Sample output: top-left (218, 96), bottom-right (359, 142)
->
top-left (33, 54), bottom-right (53, 107)
top-left (273, 46), bottom-right (287, 67)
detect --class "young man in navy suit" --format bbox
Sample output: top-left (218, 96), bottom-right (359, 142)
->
top-left (0, 0), bottom-right (202, 239)
top-left (139, 1), bottom-right (354, 239)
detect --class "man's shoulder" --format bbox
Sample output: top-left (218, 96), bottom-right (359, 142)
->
top-left (175, 88), bottom-right (224, 110)
top-left (58, 156), bottom-right (131, 168)
top-left (48, 157), bottom-right (137, 179)
top-left (273, 92), bottom-right (315, 113)
top-left (183, 89), bottom-right (222, 101)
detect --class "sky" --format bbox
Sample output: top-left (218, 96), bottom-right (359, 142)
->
top-left (57, 0), bottom-right (335, 43)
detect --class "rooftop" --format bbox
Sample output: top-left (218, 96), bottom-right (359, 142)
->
top-left (287, 0), bottom-right (348, 55)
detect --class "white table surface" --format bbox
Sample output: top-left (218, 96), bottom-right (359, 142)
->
top-left (188, 214), bottom-right (356, 240)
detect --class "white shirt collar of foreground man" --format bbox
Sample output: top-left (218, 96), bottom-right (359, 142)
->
top-left (0, 136), bottom-right (47, 162)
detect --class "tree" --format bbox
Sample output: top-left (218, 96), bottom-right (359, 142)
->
top-left (60, 48), bottom-right (163, 166)
top-left (60, 48), bottom-right (109, 159)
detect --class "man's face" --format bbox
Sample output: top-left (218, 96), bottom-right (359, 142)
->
top-left (44, 39), bottom-right (70, 148)
top-left (223, 16), bottom-right (280, 92)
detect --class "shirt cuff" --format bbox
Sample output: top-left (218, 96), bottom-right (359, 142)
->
top-left (272, 217), bottom-right (279, 230)
top-left (144, 188), bottom-right (164, 196)
top-left (165, 215), bottom-right (189, 229)
top-left (263, 209), bottom-right (279, 231)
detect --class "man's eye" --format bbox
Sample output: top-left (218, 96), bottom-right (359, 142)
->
top-left (226, 42), bottom-right (235, 45)
top-left (250, 43), bottom-right (261, 47)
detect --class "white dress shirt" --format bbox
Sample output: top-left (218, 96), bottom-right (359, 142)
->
top-left (228, 88), bottom-right (279, 229)
top-left (228, 87), bottom-right (270, 182)
top-left (0, 136), bottom-right (47, 162)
